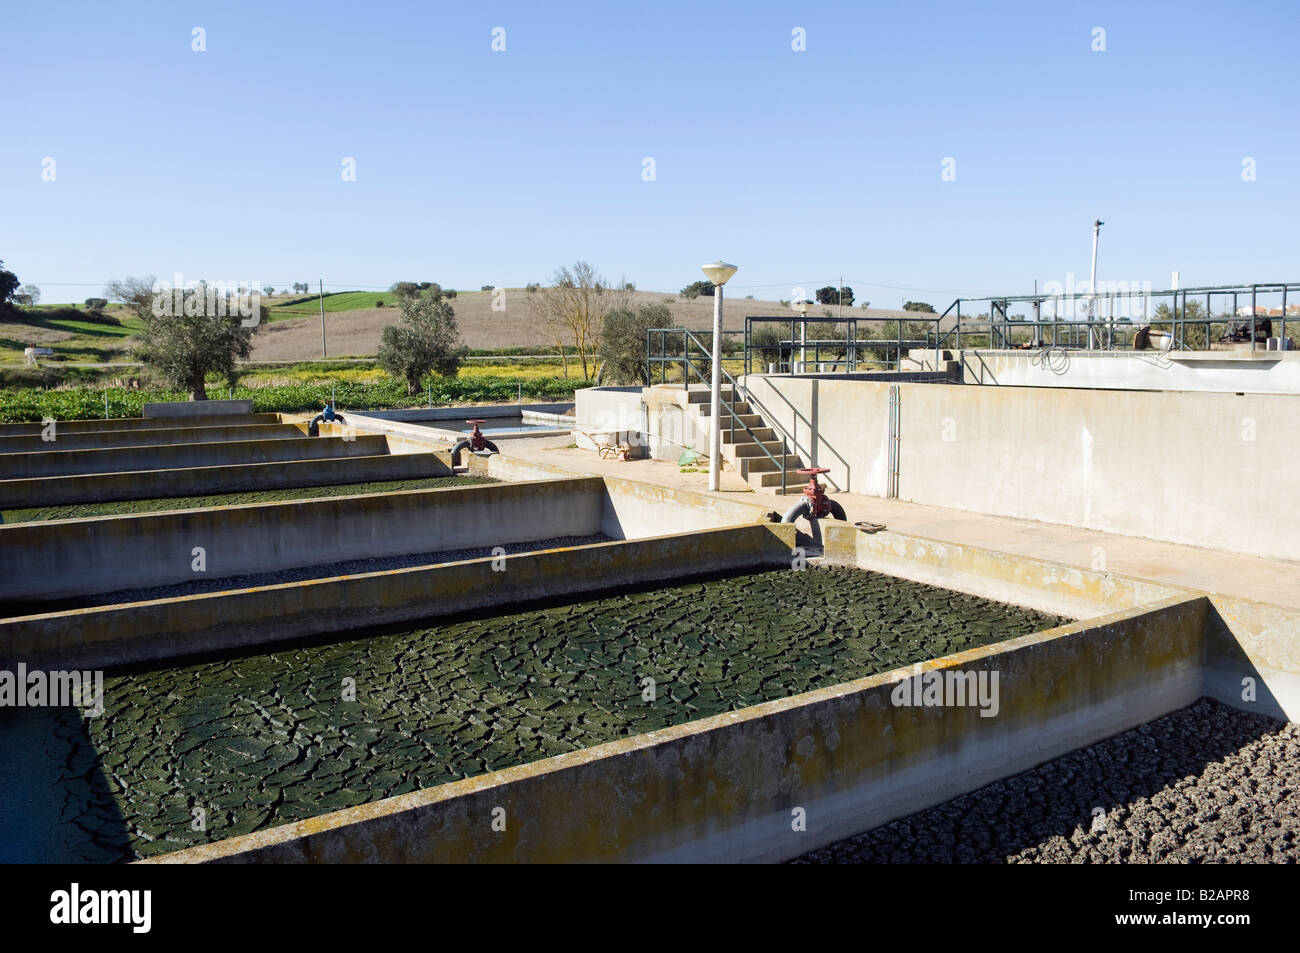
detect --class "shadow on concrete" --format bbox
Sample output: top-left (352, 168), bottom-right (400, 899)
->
top-left (0, 706), bottom-right (130, 863)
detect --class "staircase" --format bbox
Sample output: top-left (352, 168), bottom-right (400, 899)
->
top-left (680, 384), bottom-right (804, 494)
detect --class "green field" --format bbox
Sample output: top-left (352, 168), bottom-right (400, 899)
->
top-left (1, 475), bottom-right (496, 524)
top-left (269, 291), bottom-right (399, 317)
top-left (0, 374), bottom-right (578, 423)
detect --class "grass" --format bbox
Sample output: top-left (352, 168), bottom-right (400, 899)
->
top-left (269, 291), bottom-right (400, 317)
top-left (0, 374), bottom-right (579, 422)
top-left (0, 307), bottom-right (143, 368)
top-left (1, 475), bottom-right (496, 524)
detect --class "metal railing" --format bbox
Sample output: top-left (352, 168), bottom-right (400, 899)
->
top-left (646, 327), bottom-right (793, 492)
top-left (937, 282), bottom-right (1299, 353)
top-left (744, 315), bottom-right (943, 372)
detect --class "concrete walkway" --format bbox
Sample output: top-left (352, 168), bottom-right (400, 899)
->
top-left (498, 434), bottom-right (1300, 610)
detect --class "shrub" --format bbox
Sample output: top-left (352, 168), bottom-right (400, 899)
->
top-left (599, 303), bottom-right (673, 385)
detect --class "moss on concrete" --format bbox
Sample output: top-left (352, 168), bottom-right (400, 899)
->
top-left (4, 566), bottom-right (1065, 862)
top-left (0, 475), bottom-right (496, 523)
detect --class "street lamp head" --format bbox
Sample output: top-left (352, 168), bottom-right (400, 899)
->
top-left (700, 261), bottom-right (738, 286)
top-left (793, 299), bottom-right (811, 315)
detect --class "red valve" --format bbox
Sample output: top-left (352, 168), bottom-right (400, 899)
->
top-left (798, 467), bottom-right (833, 517)
top-left (466, 420), bottom-right (489, 451)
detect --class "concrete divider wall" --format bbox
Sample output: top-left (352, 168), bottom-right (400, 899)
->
top-left (0, 452), bottom-right (453, 510)
top-left (0, 477), bottom-right (605, 605)
top-left (1203, 594), bottom-right (1300, 721)
top-left (0, 434), bottom-right (389, 479)
top-left (0, 414), bottom-right (282, 437)
top-left (823, 522), bottom-right (1300, 721)
top-left (0, 423), bottom-right (305, 455)
top-left (144, 399), bottom-right (253, 417)
top-left (600, 474), bottom-right (772, 538)
top-left (2, 523), bottom-right (798, 671)
top-left (742, 374), bottom-right (1300, 562)
top-left (464, 456), bottom-right (774, 537)
top-left (820, 522), bottom-right (1191, 621)
top-left (148, 594), bottom-right (1207, 864)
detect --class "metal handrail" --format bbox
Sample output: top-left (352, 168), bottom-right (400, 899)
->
top-left (648, 327), bottom-right (791, 493)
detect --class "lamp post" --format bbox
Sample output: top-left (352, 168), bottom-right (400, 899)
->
top-left (701, 261), bottom-right (738, 492)
top-left (1087, 219), bottom-right (1103, 349)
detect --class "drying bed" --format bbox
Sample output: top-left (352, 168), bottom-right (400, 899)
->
top-left (1, 565), bottom-right (1067, 862)
top-left (0, 475), bottom-right (494, 524)
top-left (795, 698), bottom-right (1300, 864)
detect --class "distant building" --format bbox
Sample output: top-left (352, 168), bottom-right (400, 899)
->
top-left (1236, 303), bottom-right (1300, 317)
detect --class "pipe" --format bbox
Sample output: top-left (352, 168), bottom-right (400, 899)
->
top-left (451, 438), bottom-right (499, 467)
top-left (781, 497), bottom-right (847, 548)
top-left (307, 411), bottom-right (346, 437)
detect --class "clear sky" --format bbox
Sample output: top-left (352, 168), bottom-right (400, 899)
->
top-left (3, 0), bottom-right (1297, 307)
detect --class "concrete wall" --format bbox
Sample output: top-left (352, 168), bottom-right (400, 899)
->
top-left (144, 399), bottom-right (254, 417)
top-left (0, 477), bottom-right (605, 605)
top-left (148, 593), bottom-right (1208, 864)
top-left (1203, 594), bottom-right (1300, 721)
top-left (820, 522), bottom-right (1190, 621)
top-left (3, 524), bottom-right (797, 671)
top-left (0, 423), bottom-right (304, 455)
top-left (600, 474), bottom-right (771, 538)
top-left (743, 374), bottom-right (1300, 562)
top-left (575, 387), bottom-right (646, 432)
top-left (642, 386), bottom-right (706, 461)
top-left (0, 414), bottom-right (281, 437)
top-left (956, 348), bottom-right (1300, 395)
top-left (0, 434), bottom-right (389, 479)
top-left (358, 403), bottom-right (575, 422)
top-left (463, 455), bottom-right (775, 537)
top-left (347, 405), bottom-right (576, 450)
top-left (0, 452), bottom-right (452, 510)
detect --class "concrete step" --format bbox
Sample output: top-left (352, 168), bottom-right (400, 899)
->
top-left (685, 387), bottom-right (739, 405)
top-left (738, 454), bottom-right (803, 475)
top-left (753, 469), bottom-right (803, 489)
top-left (731, 441), bottom-right (793, 459)
top-left (716, 411), bottom-right (764, 428)
top-left (721, 426), bottom-right (776, 444)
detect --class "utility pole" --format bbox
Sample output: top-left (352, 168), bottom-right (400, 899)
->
top-left (319, 279), bottom-right (327, 359)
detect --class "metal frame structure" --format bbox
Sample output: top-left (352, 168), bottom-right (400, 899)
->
top-left (937, 282), bottom-right (1299, 353)
top-left (742, 316), bottom-right (860, 375)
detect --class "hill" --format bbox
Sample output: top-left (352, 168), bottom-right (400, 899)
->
top-left (251, 289), bottom-right (916, 361)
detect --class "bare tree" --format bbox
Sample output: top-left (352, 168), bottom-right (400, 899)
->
top-left (527, 262), bottom-right (632, 379)
top-left (105, 275), bottom-right (157, 320)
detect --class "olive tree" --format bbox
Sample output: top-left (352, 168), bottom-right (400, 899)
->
top-left (114, 276), bottom-right (263, 400)
top-left (599, 303), bottom-right (673, 385)
top-left (377, 285), bottom-right (467, 395)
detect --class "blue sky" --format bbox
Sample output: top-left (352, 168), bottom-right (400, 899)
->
top-left (3, 0), bottom-right (1297, 307)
